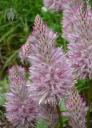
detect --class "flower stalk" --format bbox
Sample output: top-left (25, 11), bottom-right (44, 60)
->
top-left (87, 80), bottom-right (92, 128)
top-left (56, 105), bottom-right (63, 128)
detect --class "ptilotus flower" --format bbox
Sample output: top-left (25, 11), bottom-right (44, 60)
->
top-left (30, 55), bottom-right (74, 105)
top-left (8, 65), bottom-right (26, 87)
top-left (68, 41), bottom-right (92, 79)
top-left (20, 15), bottom-right (57, 65)
top-left (19, 39), bottom-right (32, 62)
top-left (30, 15), bottom-right (57, 65)
top-left (43, 0), bottom-right (63, 11)
top-left (65, 87), bottom-right (88, 128)
top-left (63, 1), bottom-right (92, 79)
top-left (62, 0), bottom-right (91, 43)
top-left (6, 65), bottom-right (39, 128)
top-left (28, 15), bottom-right (75, 105)
top-left (43, 0), bottom-right (83, 11)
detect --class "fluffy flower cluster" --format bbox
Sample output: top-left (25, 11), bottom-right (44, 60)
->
top-left (19, 39), bottom-right (32, 62)
top-left (43, 0), bottom-right (63, 11)
top-left (43, 0), bottom-right (89, 44)
top-left (66, 1), bottom-right (92, 79)
top-left (65, 87), bottom-right (88, 128)
top-left (68, 42), bottom-right (92, 79)
top-left (19, 15), bottom-right (57, 64)
top-left (6, 65), bottom-right (60, 127)
top-left (43, 0), bottom-right (84, 12)
top-left (6, 65), bottom-right (39, 128)
top-left (62, 0), bottom-right (90, 43)
top-left (8, 65), bottom-right (26, 87)
top-left (26, 15), bottom-right (75, 105)
top-left (30, 52), bottom-right (74, 105)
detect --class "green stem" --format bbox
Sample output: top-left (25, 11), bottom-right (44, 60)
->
top-left (56, 105), bottom-right (63, 128)
top-left (86, 80), bottom-right (92, 128)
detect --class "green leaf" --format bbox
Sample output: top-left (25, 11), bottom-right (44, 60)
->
top-left (60, 99), bottom-right (67, 112)
top-left (2, 50), bottom-right (19, 71)
top-left (37, 119), bottom-right (48, 128)
top-left (0, 93), bottom-right (6, 106)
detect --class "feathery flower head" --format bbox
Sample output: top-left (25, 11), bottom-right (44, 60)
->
top-left (19, 15), bottom-right (57, 64)
top-left (62, 0), bottom-right (91, 43)
top-left (43, 0), bottom-right (84, 12)
top-left (29, 48), bottom-right (74, 105)
top-left (32, 15), bottom-right (57, 42)
top-left (68, 41), bottom-right (92, 79)
top-left (19, 15), bottom-right (75, 106)
top-left (43, 0), bottom-right (63, 11)
top-left (19, 40), bottom-right (32, 62)
top-left (65, 87), bottom-right (88, 128)
top-left (62, 0), bottom-right (83, 10)
top-left (8, 65), bottom-right (26, 88)
top-left (27, 15), bottom-right (75, 105)
top-left (29, 15), bottom-right (57, 65)
top-left (6, 65), bottom-right (39, 128)
top-left (63, 0), bottom-right (92, 79)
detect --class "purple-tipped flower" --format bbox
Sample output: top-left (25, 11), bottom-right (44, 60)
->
top-left (68, 41), bottom-right (92, 79)
top-left (63, 1), bottom-right (92, 79)
top-left (19, 15), bottom-right (75, 106)
top-left (62, 0), bottom-right (91, 43)
top-left (30, 15), bottom-right (57, 65)
top-left (28, 15), bottom-right (75, 105)
top-left (30, 50), bottom-right (74, 105)
top-left (19, 15), bottom-right (57, 64)
top-left (6, 65), bottom-right (39, 128)
top-left (19, 40), bottom-right (32, 62)
top-left (43, 0), bottom-right (83, 12)
top-left (43, 0), bottom-right (63, 11)
top-left (65, 87), bottom-right (88, 128)
top-left (8, 65), bottom-right (26, 87)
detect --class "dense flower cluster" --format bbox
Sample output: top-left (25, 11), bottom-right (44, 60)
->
top-left (19, 39), bottom-right (32, 62)
top-left (66, 1), bottom-right (92, 79)
top-left (19, 15), bottom-right (57, 64)
top-left (68, 41), bottom-right (92, 79)
top-left (65, 87), bottom-right (88, 128)
top-left (63, 0), bottom-right (91, 42)
top-left (43, 0), bottom-right (83, 12)
top-left (43, 0), bottom-right (63, 11)
top-left (6, 65), bottom-right (39, 128)
top-left (30, 58), bottom-right (74, 105)
top-left (27, 15), bottom-right (74, 105)
top-left (62, 0), bottom-right (84, 43)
